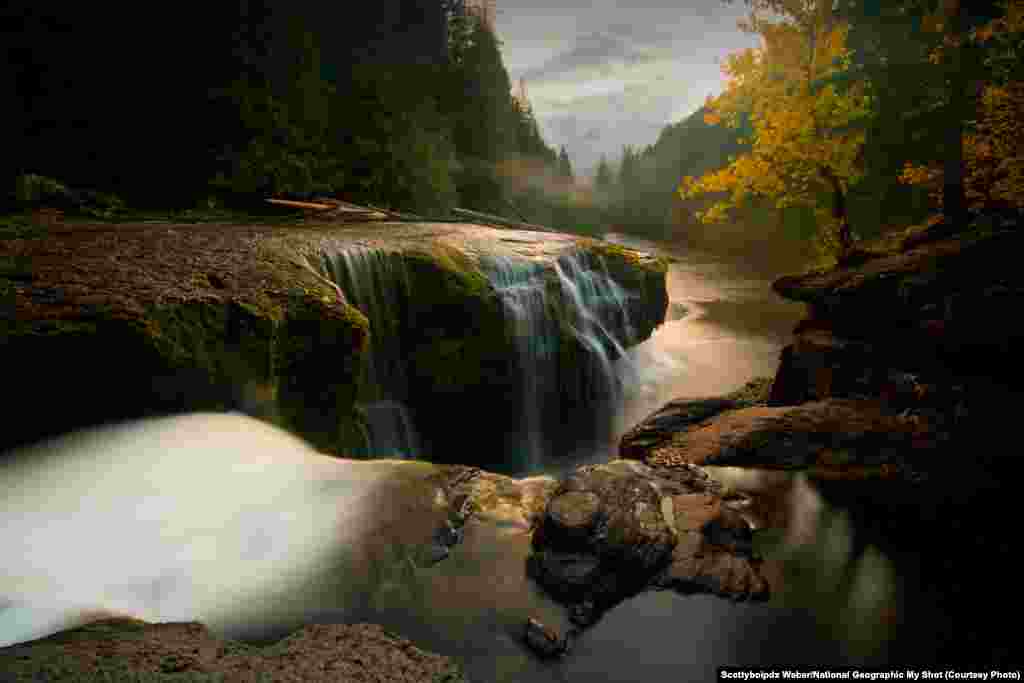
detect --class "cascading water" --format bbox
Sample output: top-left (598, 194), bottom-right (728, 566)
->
top-left (318, 246), bottom-right (420, 459)
top-left (480, 249), bottom-right (639, 471)
top-left (317, 241), bottom-right (643, 471)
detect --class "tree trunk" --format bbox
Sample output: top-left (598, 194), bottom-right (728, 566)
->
top-left (942, 0), bottom-right (967, 230)
top-left (820, 165), bottom-right (853, 258)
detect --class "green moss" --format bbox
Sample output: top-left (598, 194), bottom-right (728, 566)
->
top-left (402, 244), bottom-right (493, 304)
top-left (274, 294), bottom-right (370, 455)
top-left (577, 237), bottom-right (669, 276)
top-left (0, 213), bottom-right (49, 240)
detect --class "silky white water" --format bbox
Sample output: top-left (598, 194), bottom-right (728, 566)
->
top-left (0, 413), bottom-right (391, 648)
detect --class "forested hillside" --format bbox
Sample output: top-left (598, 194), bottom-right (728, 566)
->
top-left (1, 0), bottom-right (563, 217)
top-left (597, 0), bottom-right (1022, 266)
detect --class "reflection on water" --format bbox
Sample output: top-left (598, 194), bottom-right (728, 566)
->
top-left (706, 467), bottom-right (898, 663)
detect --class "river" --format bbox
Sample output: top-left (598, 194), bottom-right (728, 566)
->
top-left (0, 233), bottom-right (991, 677)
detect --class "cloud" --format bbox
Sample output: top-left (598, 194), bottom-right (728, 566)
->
top-left (518, 30), bottom-right (657, 84)
top-left (495, 2), bottom-right (761, 176)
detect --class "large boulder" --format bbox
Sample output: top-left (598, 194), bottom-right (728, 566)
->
top-left (528, 460), bottom-right (773, 627)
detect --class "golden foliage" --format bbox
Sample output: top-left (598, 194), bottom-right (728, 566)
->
top-left (678, 4), bottom-right (872, 253)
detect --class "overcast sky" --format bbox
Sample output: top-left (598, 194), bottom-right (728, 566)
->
top-left (492, 0), bottom-right (760, 178)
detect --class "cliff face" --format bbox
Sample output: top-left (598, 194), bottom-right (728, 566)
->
top-left (0, 219), bottom-right (667, 461)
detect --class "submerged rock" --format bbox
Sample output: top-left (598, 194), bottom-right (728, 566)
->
top-left (523, 617), bottom-right (573, 659)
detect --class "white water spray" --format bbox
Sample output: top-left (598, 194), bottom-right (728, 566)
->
top-left (0, 413), bottom-right (390, 647)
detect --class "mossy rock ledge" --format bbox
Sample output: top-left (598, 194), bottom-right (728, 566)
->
top-left (1, 220), bottom-right (668, 458)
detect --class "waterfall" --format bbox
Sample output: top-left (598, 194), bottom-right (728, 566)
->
top-left (317, 242), bottom-right (640, 470)
top-left (319, 246), bottom-right (420, 459)
top-left (480, 249), bottom-right (638, 470)
top-left (477, 255), bottom-right (558, 470)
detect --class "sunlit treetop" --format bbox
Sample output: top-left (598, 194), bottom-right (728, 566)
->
top-left (680, 0), bottom-right (873, 256)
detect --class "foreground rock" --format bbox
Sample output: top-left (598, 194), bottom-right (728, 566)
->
top-left (0, 618), bottom-right (469, 682)
top-left (527, 460), bottom-right (773, 628)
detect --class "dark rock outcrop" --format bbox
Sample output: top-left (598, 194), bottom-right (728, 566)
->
top-left (772, 224), bottom-right (1024, 384)
top-left (620, 377), bottom-right (773, 460)
top-left (527, 460), bottom-right (774, 627)
top-left (626, 398), bottom-right (943, 478)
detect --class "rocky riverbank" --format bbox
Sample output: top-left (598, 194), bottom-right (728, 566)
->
top-left (604, 214), bottom-right (1024, 665)
top-left (621, 214), bottom-right (1024, 480)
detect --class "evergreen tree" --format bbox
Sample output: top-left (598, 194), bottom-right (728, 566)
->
top-left (618, 146), bottom-right (637, 195)
top-left (595, 155), bottom-right (613, 191)
top-left (558, 146), bottom-right (574, 180)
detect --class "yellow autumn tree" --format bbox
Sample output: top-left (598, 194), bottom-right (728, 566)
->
top-left (678, 2), bottom-right (874, 262)
top-left (899, 0), bottom-right (1024, 220)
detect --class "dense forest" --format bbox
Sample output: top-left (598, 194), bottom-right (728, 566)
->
top-left (3, 0), bottom-right (1022, 260)
top-left (1, 0), bottom-right (574, 220)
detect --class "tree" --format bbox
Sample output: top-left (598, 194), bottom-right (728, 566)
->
top-left (618, 146), bottom-right (640, 195)
top-left (595, 155), bottom-right (614, 191)
top-left (558, 146), bottom-right (574, 180)
top-left (898, 0), bottom-right (1024, 217)
top-left (679, 2), bottom-right (874, 262)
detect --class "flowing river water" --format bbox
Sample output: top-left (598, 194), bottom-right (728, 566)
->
top-left (0, 233), bottom-right (980, 677)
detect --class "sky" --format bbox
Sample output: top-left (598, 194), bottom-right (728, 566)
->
top-left (493, 0), bottom-right (761, 178)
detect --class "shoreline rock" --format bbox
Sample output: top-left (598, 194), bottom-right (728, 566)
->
top-left (0, 618), bottom-right (469, 682)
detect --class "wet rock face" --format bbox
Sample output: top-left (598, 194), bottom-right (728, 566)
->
top-left (528, 460), bottom-right (772, 626)
top-left (627, 398), bottom-right (943, 478)
top-left (620, 378), bottom-right (774, 460)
